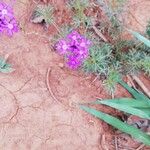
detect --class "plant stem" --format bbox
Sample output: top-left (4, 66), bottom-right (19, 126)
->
top-left (92, 25), bottom-right (108, 42)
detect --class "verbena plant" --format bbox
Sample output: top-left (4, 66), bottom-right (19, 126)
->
top-left (53, 0), bottom-right (150, 94)
top-left (79, 79), bottom-right (150, 146)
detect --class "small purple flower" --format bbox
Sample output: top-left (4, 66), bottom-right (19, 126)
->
top-left (5, 18), bottom-right (19, 36)
top-left (67, 31), bottom-right (81, 41)
top-left (66, 55), bottom-right (81, 69)
top-left (0, 3), bottom-right (13, 19)
top-left (79, 38), bottom-right (91, 48)
top-left (55, 39), bottom-right (70, 55)
top-left (74, 47), bottom-right (89, 59)
top-left (55, 30), bottom-right (91, 69)
top-left (0, 2), bottom-right (19, 37)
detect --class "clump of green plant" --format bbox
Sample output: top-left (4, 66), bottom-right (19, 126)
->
top-left (127, 30), bottom-right (150, 76)
top-left (0, 57), bottom-right (14, 73)
top-left (67, 0), bottom-right (92, 28)
top-left (30, 4), bottom-right (54, 27)
top-left (82, 29), bottom-right (150, 94)
top-left (79, 79), bottom-right (150, 146)
top-left (82, 43), bottom-right (112, 75)
top-left (103, 69), bottom-right (121, 94)
top-left (38, 0), bottom-right (149, 95)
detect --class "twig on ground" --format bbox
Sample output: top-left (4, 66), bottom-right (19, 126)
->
top-left (127, 75), bottom-right (136, 89)
top-left (52, 21), bottom-right (61, 35)
top-left (131, 75), bottom-right (150, 98)
top-left (92, 25), bottom-right (108, 42)
top-left (101, 134), bottom-right (109, 150)
top-left (111, 93), bottom-right (115, 99)
top-left (114, 136), bottom-right (119, 150)
top-left (136, 144), bottom-right (145, 150)
top-left (91, 75), bottom-right (99, 83)
top-left (46, 67), bottom-right (65, 107)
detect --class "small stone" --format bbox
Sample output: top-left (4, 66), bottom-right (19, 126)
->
top-left (58, 63), bottom-right (64, 68)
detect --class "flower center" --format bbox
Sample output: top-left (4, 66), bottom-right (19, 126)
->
top-left (2, 9), bottom-right (8, 15)
top-left (8, 23), bottom-right (13, 29)
top-left (80, 42), bottom-right (86, 47)
top-left (79, 50), bottom-right (84, 54)
top-left (62, 44), bottom-right (68, 50)
top-left (72, 35), bottom-right (77, 40)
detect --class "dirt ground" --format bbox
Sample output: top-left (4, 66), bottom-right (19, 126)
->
top-left (0, 0), bottom-right (150, 150)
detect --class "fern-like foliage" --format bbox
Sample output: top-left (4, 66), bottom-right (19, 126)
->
top-left (141, 55), bottom-right (150, 76)
top-left (123, 49), bottom-right (150, 76)
top-left (0, 58), bottom-right (14, 73)
top-left (82, 43), bottom-right (112, 75)
top-left (30, 4), bottom-right (54, 27)
top-left (123, 49), bottom-right (144, 75)
top-left (96, 0), bottom-right (127, 40)
top-left (96, 0), bottom-right (127, 20)
top-left (103, 69), bottom-right (121, 94)
top-left (67, 0), bottom-right (92, 28)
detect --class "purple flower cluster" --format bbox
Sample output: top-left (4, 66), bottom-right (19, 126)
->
top-left (0, 2), bottom-right (19, 36)
top-left (55, 31), bottom-right (91, 69)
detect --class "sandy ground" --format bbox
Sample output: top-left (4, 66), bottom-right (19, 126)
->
top-left (0, 0), bottom-right (150, 150)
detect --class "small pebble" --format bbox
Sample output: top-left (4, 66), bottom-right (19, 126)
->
top-left (58, 63), bottom-right (64, 68)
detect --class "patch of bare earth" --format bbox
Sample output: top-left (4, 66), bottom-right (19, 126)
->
top-left (0, 0), bottom-right (150, 150)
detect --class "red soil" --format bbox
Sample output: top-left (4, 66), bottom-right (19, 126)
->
top-left (0, 0), bottom-right (149, 149)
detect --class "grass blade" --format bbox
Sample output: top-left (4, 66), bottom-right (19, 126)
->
top-left (94, 98), bottom-right (150, 108)
top-left (96, 100), bottom-right (150, 119)
top-left (80, 105), bottom-right (150, 146)
top-left (118, 80), bottom-right (150, 102)
top-left (129, 29), bottom-right (150, 48)
top-left (140, 108), bottom-right (150, 116)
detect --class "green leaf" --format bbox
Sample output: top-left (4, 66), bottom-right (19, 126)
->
top-left (129, 30), bottom-right (150, 48)
top-left (0, 58), bottom-right (14, 73)
top-left (94, 98), bottom-right (150, 108)
top-left (80, 105), bottom-right (150, 146)
top-left (118, 80), bottom-right (150, 102)
top-left (140, 108), bottom-right (150, 116)
top-left (95, 99), bottom-right (150, 119)
top-left (0, 58), bottom-right (6, 68)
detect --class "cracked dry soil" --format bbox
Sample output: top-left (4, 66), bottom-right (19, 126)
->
top-left (0, 0), bottom-right (150, 150)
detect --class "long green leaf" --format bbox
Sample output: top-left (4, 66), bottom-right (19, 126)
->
top-left (94, 98), bottom-right (150, 108)
top-left (129, 29), bottom-right (150, 48)
top-left (80, 105), bottom-right (150, 146)
top-left (118, 80), bottom-right (150, 102)
top-left (140, 108), bottom-right (150, 116)
top-left (96, 100), bottom-right (150, 119)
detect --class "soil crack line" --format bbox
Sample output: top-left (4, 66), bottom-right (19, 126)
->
top-left (14, 76), bottom-right (35, 93)
top-left (0, 83), bottom-right (20, 123)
